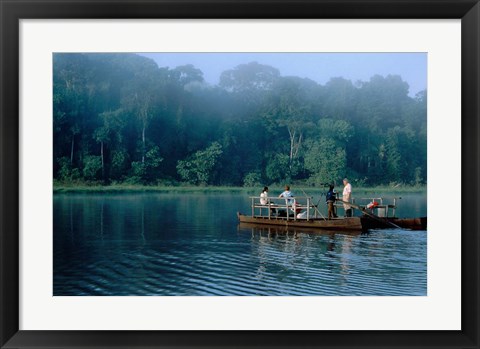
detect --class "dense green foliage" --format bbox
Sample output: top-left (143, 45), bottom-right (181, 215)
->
top-left (53, 53), bottom-right (427, 187)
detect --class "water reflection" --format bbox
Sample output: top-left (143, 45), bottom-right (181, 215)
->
top-left (238, 224), bottom-right (370, 289)
top-left (54, 192), bottom-right (427, 296)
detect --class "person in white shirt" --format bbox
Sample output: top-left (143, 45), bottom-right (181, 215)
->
top-left (260, 186), bottom-right (276, 216)
top-left (342, 178), bottom-right (353, 217)
top-left (260, 186), bottom-right (269, 205)
top-left (278, 185), bottom-right (295, 217)
top-left (278, 185), bottom-right (294, 205)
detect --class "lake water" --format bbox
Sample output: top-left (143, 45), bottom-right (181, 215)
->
top-left (53, 191), bottom-right (427, 296)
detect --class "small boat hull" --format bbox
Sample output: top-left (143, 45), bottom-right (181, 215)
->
top-left (237, 213), bottom-right (427, 232)
top-left (361, 216), bottom-right (427, 230)
top-left (237, 212), bottom-right (364, 231)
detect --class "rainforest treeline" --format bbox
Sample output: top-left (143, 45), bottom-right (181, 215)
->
top-left (53, 53), bottom-right (427, 187)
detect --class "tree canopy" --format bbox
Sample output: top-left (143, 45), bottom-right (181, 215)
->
top-left (53, 53), bottom-right (427, 187)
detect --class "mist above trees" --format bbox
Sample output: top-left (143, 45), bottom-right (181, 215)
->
top-left (53, 53), bottom-right (427, 187)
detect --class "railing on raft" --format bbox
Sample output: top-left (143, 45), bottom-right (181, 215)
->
top-left (249, 196), bottom-right (319, 221)
top-left (336, 197), bottom-right (399, 217)
top-left (250, 195), bottom-right (400, 220)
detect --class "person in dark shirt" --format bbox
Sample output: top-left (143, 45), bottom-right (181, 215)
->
top-left (326, 184), bottom-right (337, 219)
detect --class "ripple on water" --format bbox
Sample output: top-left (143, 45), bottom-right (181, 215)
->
top-left (53, 193), bottom-right (427, 296)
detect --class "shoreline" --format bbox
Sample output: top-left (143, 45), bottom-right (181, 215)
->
top-left (53, 184), bottom-right (427, 195)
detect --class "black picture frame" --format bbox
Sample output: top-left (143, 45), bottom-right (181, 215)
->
top-left (1, 0), bottom-right (479, 348)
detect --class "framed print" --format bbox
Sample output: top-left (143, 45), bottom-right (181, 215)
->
top-left (1, 0), bottom-right (479, 348)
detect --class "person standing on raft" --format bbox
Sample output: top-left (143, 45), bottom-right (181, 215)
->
top-left (342, 178), bottom-right (353, 217)
top-left (326, 184), bottom-right (337, 219)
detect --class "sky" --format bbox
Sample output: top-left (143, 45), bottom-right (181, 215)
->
top-left (139, 52), bottom-right (427, 97)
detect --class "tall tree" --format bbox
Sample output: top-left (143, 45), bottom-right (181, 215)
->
top-left (262, 77), bottom-right (316, 177)
top-left (93, 109), bottom-right (124, 180)
top-left (304, 119), bottom-right (353, 185)
top-left (122, 76), bottom-right (161, 164)
top-left (219, 62), bottom-right (280, 114)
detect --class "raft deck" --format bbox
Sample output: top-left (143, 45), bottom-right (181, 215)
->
top-left (239, 195), bottom-right (427, 231)
top-left (237, 212), bottom-right (364, 231)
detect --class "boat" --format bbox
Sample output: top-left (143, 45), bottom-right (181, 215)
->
top-left (237, 195), bottom-right (427, 232)
top-left (361, 216), bottom-right (427, 230)
top-left (237, 212), bottom-right (364, 231)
